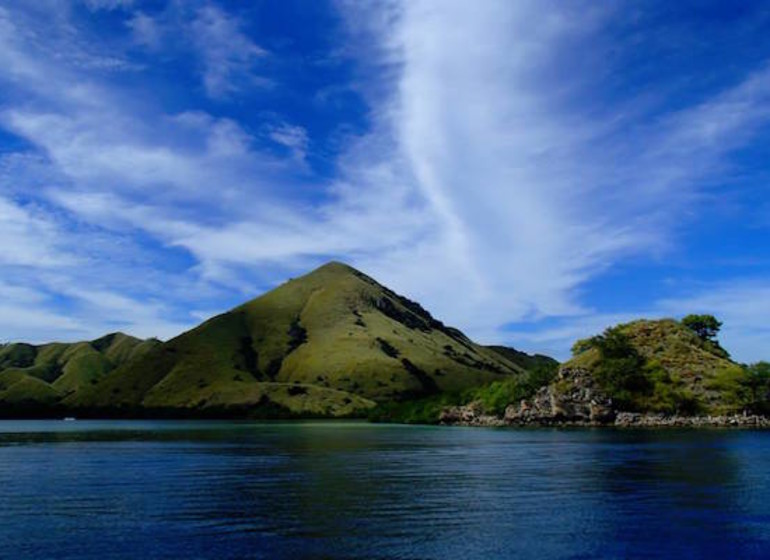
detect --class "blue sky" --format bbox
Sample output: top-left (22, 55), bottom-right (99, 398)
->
top-left (0, 0), bottom-right (769, 362)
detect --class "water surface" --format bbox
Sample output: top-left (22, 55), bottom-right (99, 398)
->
top-left (1, 421), bottom-right (768, 559)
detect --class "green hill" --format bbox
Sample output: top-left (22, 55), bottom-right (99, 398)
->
top-left (7, 264), bottom-right (764, 423)
top-left (564, 319), bottom-right (739, 413)
top-left (8, 261), bottom-right (530, 418)
top-left (0, 333), bottom-right (159, 412)
top-left (501, 318), bottom-right (769, 422)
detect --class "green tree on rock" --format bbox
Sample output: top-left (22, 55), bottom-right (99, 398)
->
top-left (681, 314), bottom-right (722, 342)
top-left (681, 314), bottom-right (729, 359)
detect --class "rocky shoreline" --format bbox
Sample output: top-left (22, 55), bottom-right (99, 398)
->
top-left (438, 365), bottom-right (770, 428)
top-left (438, 404), bottom-right (770, 428)
top-left (612, 412), bottom-right (770, 428)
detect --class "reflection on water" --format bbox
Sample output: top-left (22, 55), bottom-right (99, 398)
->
top-left (0, 421), bottom-right (768, 559)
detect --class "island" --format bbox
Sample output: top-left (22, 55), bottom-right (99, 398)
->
top-left (1, 262), bottom-right (767, 426)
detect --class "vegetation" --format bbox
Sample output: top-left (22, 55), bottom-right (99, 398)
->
top-left (567, 317), bottom-right (764, 415)
top-left (571, 326), bottom-right (694, 413)
top-left (588, 328), bottom-right (650, 409)
top-left (368, 392), bottom-right (466, 424)
top-left (0, 334), bottom-right (159, 411)
top-left (3, 263), bottom-right (767, 422)
top-left (1, 262), bottom-right (539, 418)
top-left (745, 362), bottom-right (770, 413)
top-left (681, 314), bottom-right (722, 343)
top-left (369, 361), bottom-right (559, 423)
top-left (704, 361), bottom-right (770, 414)
top-left (468, 362), bottom-right (558, 415)
top-left (681, 314), bottom-right (730, 358)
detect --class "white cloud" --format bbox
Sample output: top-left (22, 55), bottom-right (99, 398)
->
top-left (0, 277), bottom-right (195, 343)
top-left (307, 0), bottom-right (770, 343)
top-left (0, 0), bottom-right (768, 365)
top-left (48, 283), bottom-right (195, 340)
top-left (189, 4), bottom-right (268, 98)
top-left (0, 303), bottom-right (84, 343)
top-left (268, 123), bottom-right (309, 161)
top-left (0, 197), bottom-right (71, 267)
top-left (124, 3), bottom-right (268, 97)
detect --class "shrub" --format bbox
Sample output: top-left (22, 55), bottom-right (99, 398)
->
top-left (469, 361), bottom-right (558, 415)
top-left (739, 362), bottom-right (770, 414)
top-left (571, 337), bottom-right (594, 355)
top-left (589, 327), bottom-right (651, 410)
top-left (706, 365), bottom-right (752, 412)
top-left (644, 365), bottom-right (701, 414)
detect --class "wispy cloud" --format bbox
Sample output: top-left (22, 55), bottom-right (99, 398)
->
top-left (0, 0), bottom-right (767, 364)
top-left (189, 4), bottom-right (268, 98)
top-left (124, 2), bottom-right (269, 97)
top-left (0, 197), bottom-right (71, 267)
top-left (268, 123), bottom-right (309, 162)
top-left (0, 1), bottom-right (294, 340)
top-left (302, 0), bottom-right (770, 341)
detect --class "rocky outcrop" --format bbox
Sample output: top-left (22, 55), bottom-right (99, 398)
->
top-left (437, 367), bottom-right (614, 427)
top-left (503, 366), bottom-right (614, 424)
top-left (438, 366), bottom-right (770, 428)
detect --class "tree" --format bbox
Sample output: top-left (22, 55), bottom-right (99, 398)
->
top-left (707, 362), bottom-right (770, 414)
top-left (745, 362), bottom-right (770, 414)
top-left (682, 314), bottom-right (729, 358)
top-left (681, 314), bottom-right (722, 342)
top-left (590, 327), bottom-right (651, 410)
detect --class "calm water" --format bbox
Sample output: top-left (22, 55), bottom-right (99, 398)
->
top-left (0, 421), bottom-right (769, 559)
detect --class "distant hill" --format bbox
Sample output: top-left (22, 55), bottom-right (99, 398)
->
top-left (486, 345), bottom-right (558, 373)
top-left (1, 262), bottom-right (546, 418)
top-left (0, 333), bottom-right (160, 411)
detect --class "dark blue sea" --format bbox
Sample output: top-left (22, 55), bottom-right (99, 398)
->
top-left (0, 421), bottom-right (768, 559)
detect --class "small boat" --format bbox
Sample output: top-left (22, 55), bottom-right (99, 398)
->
top-left (63, 417), bottom-right (77, 422)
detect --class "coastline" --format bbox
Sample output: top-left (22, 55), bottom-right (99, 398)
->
top-left (438, 407), bottom-right (770, 428)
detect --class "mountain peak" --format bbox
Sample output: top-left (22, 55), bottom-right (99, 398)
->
top-left (316, 260), bottom-right (355, 271)
top-left (66, 261), bottom-right (529, 417)
top-left (303, 260), bottom-right (363, 279)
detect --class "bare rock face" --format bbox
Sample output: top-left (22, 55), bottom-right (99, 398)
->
top-left (504, 367), bottom-right (615, 425)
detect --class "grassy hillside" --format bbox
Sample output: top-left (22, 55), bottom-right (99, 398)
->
top-left (69, 262), bottom-right (530, 417)
top-left (561, 318), bottom-right (761, 415)
top-left (0, 333), bottom-right (159, 411)
top-left (6, 266), bottom-right (762, 422)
